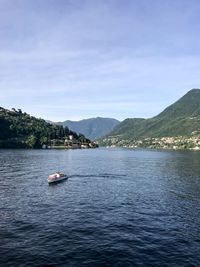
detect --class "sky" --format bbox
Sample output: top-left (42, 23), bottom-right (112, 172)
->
top-left (1, 0), bottom-right (200, 121)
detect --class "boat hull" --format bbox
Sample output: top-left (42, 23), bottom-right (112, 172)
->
top-left (48, 175), bottom-right (68, 184)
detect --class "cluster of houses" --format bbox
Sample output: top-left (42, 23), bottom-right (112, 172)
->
top-left (101, 135), bottom-right (200, 150)
top-left (45, 135), bottom-right (98, 149)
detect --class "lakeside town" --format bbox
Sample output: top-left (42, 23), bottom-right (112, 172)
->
top-left (101, 132), bottom-right (200, 150)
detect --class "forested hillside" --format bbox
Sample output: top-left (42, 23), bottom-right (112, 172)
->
top-left (0, 107), bottom-right (94, 148)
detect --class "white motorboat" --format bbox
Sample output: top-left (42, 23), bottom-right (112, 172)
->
top-left (48, 172), bottom-right (68, 184)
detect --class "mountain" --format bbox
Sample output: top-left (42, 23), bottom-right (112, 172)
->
top-left (0, 107), bottom-right (95, 148)
top-left (57, 117), bottom-right (120, 140)
top-left (100, 89), bottom-right (200, 147)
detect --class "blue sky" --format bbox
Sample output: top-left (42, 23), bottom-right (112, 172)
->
top-left (1, 0), bottom-right (200, 121)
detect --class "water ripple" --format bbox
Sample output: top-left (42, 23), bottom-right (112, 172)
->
top-left (0, 148), bottom-right (200, 266)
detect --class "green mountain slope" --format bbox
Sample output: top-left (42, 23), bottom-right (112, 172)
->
top-left (157, 88), bottom-right (200, 119)
top-left (57, 117), bottom-right (120, 140)
top-left (101, 89), bottom-right (200, 146)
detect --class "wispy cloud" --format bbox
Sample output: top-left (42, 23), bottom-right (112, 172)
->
top-left (0, 0), bottom-right (200, 120)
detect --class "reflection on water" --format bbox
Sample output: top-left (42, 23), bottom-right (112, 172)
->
top-left (0, 148), bottom-right (200, 267)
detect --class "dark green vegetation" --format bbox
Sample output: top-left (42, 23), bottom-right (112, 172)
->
top-left (100, 89), bottom-right (200, 149)
top-left (0, 107), bottom-right (96, 149)
top-left (56, 117), bottom-right (120, 140)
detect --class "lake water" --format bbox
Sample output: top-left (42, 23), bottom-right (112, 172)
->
top-left (0, 148), bottom-right (200, 267)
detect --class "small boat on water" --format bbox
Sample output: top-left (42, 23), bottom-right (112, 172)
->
top-left (48, 172), bottom-right (68, 184)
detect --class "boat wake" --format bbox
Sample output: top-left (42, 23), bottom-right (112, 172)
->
top-left (67, 173), bottom-right (127, 179)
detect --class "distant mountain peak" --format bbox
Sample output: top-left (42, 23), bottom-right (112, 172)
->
top-left (186, 88), bottom-right (200, 93)
top-left (181, 88), bottom-right (200, 99)
top-left (56, 117), bottom-right (120, 140)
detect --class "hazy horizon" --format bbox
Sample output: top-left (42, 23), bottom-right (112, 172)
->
top-left (1, 0), bottom-right (200, 121)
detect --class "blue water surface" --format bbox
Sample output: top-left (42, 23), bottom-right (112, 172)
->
top-left (0, 148), bottom-right (200, 267)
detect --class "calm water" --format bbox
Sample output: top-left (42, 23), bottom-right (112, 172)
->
top-left (0, 148), bottom-right (200, 267)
